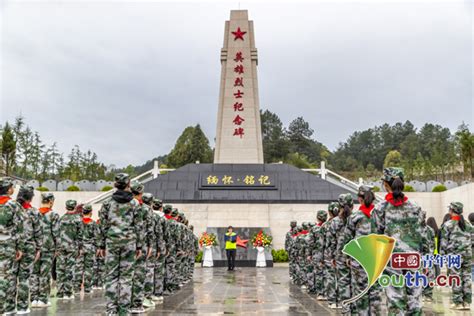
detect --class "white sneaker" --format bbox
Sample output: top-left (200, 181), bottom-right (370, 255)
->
top-left (36, 301), bottom-right (51, 307)
top-left (130, 307), bottom-right (146, 314)
top-left (150, 295), bottom-right (160, 301)
top-left (31, 300), bottom-right (39, 308)
top-left (463, 303), bottom-right (471, 310)
top-left (316, 295), bottom-right (327, 301)
top-left (16, 309), bottom-right (31, 315)
top-left (143, 299), bottom-right (155, 308)
top-left (300, 285), bottom-right (307, 289)
top-left (4, 311), bottom-right (16, 315)
top-left (157, 296), bottom-right (164, 301)
top-left (329, 303), bottom-right (337, 309)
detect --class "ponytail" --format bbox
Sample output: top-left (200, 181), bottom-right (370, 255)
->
top-left (342, 204), bottom-right (352, 224)
top-left (363, 191), bottom-right (375, 208)
top-left (389, 177), bottom-right (405, 201)
top-left (459, 215), bottom-right (466, 231)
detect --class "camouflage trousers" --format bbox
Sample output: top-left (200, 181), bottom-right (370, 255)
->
top-left (77, 249), bottom-right (95, 292)
top-left (350, 261), bottom-right (382, 315)
top-left (384, 268), bottom-right (422, 315)
top-left (131, 246), bottom-right (147, 309)
top-left (105, 243), bottom-right (135, 315)
top-left (289, 254), bottom-right (297, 281)
top-left (314, 260), bottom-right (325, 296)
top-left (93, 255), bottom-right (105, 288)
top-left (164, 254), bottom-right (177, 292)
top-left (449, 261), bottom-right (472, 304)
top-left (324, 259), bottom-right (337, 305)
top-left (187, 254), bottom-right (195, 279)
top-left (0, 241), bottom-right (18, 313)
top-left (144, 250), bottom-right (156, 299)
top-left (57, 250), bottom-right (77, 297)
top-left (336, 259), bottom-right (351, 314)
top-left (31, 250), bottom-right (54, 303)
top-left (306, 261), bottom-right (315, 293)
top-left (154, 255), bottom-right (166, 296)
top-left (422, 266), bottom-right (435, 299)
top-left (177, 254), bottom-right (186, 284)
top-left (296, 256), bottom-right (307, 286)
top-left (7, 245), bottom-right (36, 311)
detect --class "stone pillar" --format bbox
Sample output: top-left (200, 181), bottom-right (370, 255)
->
top-left (214, 10), bottom-right (264, 164)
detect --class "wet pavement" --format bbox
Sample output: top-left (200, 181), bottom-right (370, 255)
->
top-left (28, 266), bottom-right (472, 315)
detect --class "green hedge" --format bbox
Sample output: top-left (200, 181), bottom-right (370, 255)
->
top-left (101, 185), bottom-right (113, 192)
top-left (432, 184), bottom-right (447, 192)
top-left (372, 186), bottom-right (381, 192)
top-left (66, 185), bottom-right (80, 191)
top-left (36, 186), bottom-right (49, 192)
top-left (195, 250), bottom-right (203, 263)
top-left (271, 249), bottom-right (289, 262)
top-left (404, 185), bottom-right (415, 192)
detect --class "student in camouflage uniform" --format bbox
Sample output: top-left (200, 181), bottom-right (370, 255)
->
top-left (296, 223), bottom-right (309, 288)
top-left (290, 225), bottom-right (302, 285)
top-left (305, 220), bottom-right (318, 294)
top-left (324, 202), bottom-right (339, 309)
top-left (93, 218), bottom-right (105, 290)
top-left (372, 167), bottom-right (425, 315)
top-left (57, 199), bottom-right (82, 299)
top-left (174, 209), bottom-right (186, 287)
top-left (130, 182), bottom-right (155, 312)
top-left (440, 202), bottom-right (473, 310)
top-left (98, 173), bottom-right (143, 315)
top-left (342, 185), bottom-right (382, 315)
top-left (163, 206), bottom-right (179, 295)
top-left (285, 220), bottom-right (297, 282)
top-left (142, 193), bottom-right (161, 306)
top-left (78, 204), bottom-right (96, 294)
top-left (0, 178), bottom-right (25, 315)
top-left (176, 212), bottom-right (188, 285)
top-left (332, 193), bottom-right (353, 314)
top-left (152, 199), bottom-right (167, 301)
top-left (13, 185), bottom-right (42, 314)
top-left (309, 210), bottom-right (327, 299)
top-left (189, 224), bottom-right (199, 280)
top-left (31, 192), bottom-right (60, 308)
top-left (421, 211), bottom-right (435, 302)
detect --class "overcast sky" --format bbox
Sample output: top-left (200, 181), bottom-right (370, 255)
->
top-left (1, 0), bottom-right (472, 167)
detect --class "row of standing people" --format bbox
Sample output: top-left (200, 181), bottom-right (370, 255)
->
top-left (0, 173), bottom-right (200, 316)
top-left (285, 167), bottom-right (473, 315)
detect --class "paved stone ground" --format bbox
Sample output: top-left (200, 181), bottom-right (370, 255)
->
top-left (28, 267), bottom-right (472, 315)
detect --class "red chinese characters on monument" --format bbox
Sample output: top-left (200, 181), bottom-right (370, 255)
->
top-left (231, 27), bottom-right (247, 138)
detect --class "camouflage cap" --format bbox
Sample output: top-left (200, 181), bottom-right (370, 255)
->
top-left (317, 210), bottom-right (328, 222)
top-left (338, 193), bottom-right (354, 207)
top-left (178, 211), bottom-right (185, 218)
top-left (449, 202), bottom-right (464, 214)
top-left (358, 185), bottom-right (373, 196)
top-left (41, 192), bottom-right (55, 203)
top-left (142, 193), bottom-right (153, 205)
top-left (163, 204), bottom-right (172, 212)
top-left (328, 202), bottom-right (340, 216)
top-left (0, 177), bottom-right (14, 190)
top-left (18, 185), bottom-right (35, 199)
top-left (381, 167), bottom-right (404, 182)
top-left (296, 225), bottom-right (303, 232)
top-left (65, 199), bottom-right (77, 210)
top-left (153, 198), bottom-right (163, 209)
top-left (82, 204), bottom-right (93, 214)
top-left (189, 225), bottom-right (194, 230)
top-left (171, 208), bottom-right (179, 217)
top-left (301, 222), bottom-right (309, 230)
top-left (114, 173), bottom-right (130, 186)
top-left (308, 222), bottom-right (315, 228)
top-left (290, 220), bottom-right (297, 227)
top-left (130, 181), bottom-right (144, 194)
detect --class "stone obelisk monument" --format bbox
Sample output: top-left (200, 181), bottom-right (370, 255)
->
top-left (214, 10), bottom-right (264, 164)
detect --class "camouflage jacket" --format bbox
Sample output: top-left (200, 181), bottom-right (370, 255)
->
top-left (98, 190), bottom-right (143, 249)
top-left (19, 203), bottom-right (43, 253)
top-left (164, 216), bottom-right (178, 254)
top-left (136, 202), bottom-right (155, 249)
top-left (285, 229), bottom-right (294, 253)
top-left (0, 196), bottom-right (25, 252)
top-left (422, 225), bottom-right (435, 255)
top-left (82, 218), bottom-right (97, 251)
top-left (440, 219), bottom-right (473, 258)
top-left (372, 198), bottom-right (425, 254)
top-left (153, 212), bottom-right (166, 254)
top-left (323, 218), bottom-right (334, 263)
top-left (295, 233), bottom-right (308, 259)
top-left (327, 216), bottom-right (346, 262)
top-left (58, 211), bottom-right (83, 252)
top-left (37, 207), bottom-right (60, 253)
top-left (307, 224), bottom-right (325, 263)
top-left (342, 207), bottom-right (375, 249)
top-left (192, 233), bottom-right (199, 256)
